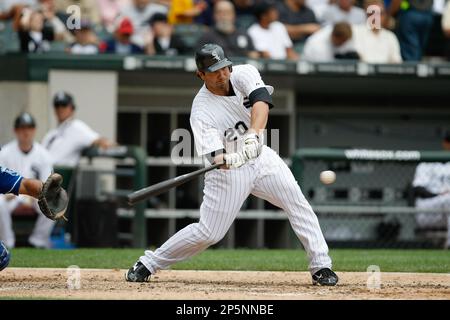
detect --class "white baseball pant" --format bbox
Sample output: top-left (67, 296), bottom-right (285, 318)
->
top-left (140, 146), bottom-right (332, 274)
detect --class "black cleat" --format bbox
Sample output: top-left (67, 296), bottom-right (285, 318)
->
top-left (312, 268), bottom-right (338, 286)
top-left (125, 261), bottom-right (151, 282)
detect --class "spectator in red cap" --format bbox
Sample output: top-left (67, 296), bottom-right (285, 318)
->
top-left (100, 17), bottom-right (144, 54)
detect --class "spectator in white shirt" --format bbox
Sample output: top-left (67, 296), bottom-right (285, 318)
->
top-left (66, 19), bottom-right (99, 54)
top-left (322, 0), bottom-right (367, 26)
top-left (247, 1), bottom-right (299, 60)
top-left (352, 0), bottom-right (402, 64)
top-left (303, 22), bottom-right (360, 62)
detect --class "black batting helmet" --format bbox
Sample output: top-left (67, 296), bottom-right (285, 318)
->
top-left (195, 44), bottom-right (232, 73)
top-left (14, 112), bottom-right (36, 129)
top-left (53, 91), bottom-right (75, 109)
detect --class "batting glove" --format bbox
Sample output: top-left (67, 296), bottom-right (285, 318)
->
top-left (224, 152), bottom-right (246, 169)
top-left (243, 133), bottom-right (261, 161)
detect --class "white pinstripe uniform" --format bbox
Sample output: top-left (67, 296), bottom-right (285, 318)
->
top-left (140, 64), bottom-right (332, 274)
top-left (413, 162), bottom-right (450, 246)
top-left (0, 141), bottom-right (55, 248)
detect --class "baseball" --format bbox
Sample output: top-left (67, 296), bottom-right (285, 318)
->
top-left (320, 170), bottom-right (336, 184)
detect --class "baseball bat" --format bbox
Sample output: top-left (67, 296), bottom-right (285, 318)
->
top-left (127, 163), bottom-right (222, 205)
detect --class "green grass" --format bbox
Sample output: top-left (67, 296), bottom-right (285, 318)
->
top-left (7, 248), bottom-right (450, 273)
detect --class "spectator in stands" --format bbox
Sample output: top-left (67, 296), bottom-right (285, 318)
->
top-left (0, 112), bottom-right (55, 249)
top-left (0, 1), bottom-right (35, 21)
top-left (303, 22), bottom-right (360, 62)
top-left (412, 132), bottom-right (450, 250)
top-left (231, 0), bottom-right (257, 29)
top-left (352, 0), bottom-right (402, 63)
top-left (147, 13), bottom-right (189, 55)
top-left (96, 0), bottom-right (123, 32)
top-left (442, 0), bottom-right (450, 60)
top-left (276, 0), bottom-right (321, 46)
top-left (168, 0), bottom-right (209, 25)
top-left (121, 0), bottom-right (168, 48)
top-left (389, 0), bottom-right (434, 61)
top-left (96, 0), bottom-right (143, 32)
top-left (42, 91), bottom-right (114, 168)
top-left (17, 9), bottom-right (54, 53)
top-left (11, 0), bottom-right (73, 44)
top-left (195, 0), bottom-right (216, 26)
top-left (66, 19), bottom-right (99, 54)
top-left (39, 0), bottom-right (74, 43)
top-left (54, 0), bottom-right (101, 27)
top-left (248, 1), bottom-right (299, 60)
top-left (322, 0), bottom-right (367, 26)
top-left (99, 17), bottom-right (144, 54)
top-left (197, 0), bottom-right (259, 58)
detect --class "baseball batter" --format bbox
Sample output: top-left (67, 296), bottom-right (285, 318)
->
top-left (126, 44), bottom-right (338, 286)
top-left (0, 113), bottom-right (55, 248)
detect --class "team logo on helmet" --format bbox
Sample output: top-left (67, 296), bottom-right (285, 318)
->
top-left (211, 49), bottom-right (221, 62)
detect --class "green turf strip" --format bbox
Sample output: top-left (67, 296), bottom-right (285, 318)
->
top-left (6, 248), bottom-right (450, 273)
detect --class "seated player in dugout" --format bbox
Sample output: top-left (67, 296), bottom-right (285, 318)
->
top-left (126, 43), bottom-right (339, 286)
top-left (412, 132), bottom-right (450, 249)
top-left (42, 91), bottom-right (115, 169)
top-left (0, 113), bottom-right (55, 248)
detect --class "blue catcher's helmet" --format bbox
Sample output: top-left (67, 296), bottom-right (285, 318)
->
top-left (0, 241), bottom-right (11, 271)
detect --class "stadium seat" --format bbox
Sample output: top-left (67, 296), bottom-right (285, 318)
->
top-left (49, 41), bottom-right (67, 53)
top-left (0, 20), bottom-right (19, 52)
top-left (235, 15), bottom-right (256, 30)
top-left (173, 24), bottom-right (208, 52)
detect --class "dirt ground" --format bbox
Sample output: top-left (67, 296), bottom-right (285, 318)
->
top-left (0, 268), bottom-right (449, 300)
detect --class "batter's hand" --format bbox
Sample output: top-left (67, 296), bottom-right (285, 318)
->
top-left (243, 133), bottom-right (261, 161)
top-left (224, 152), bottom-right (246, 169)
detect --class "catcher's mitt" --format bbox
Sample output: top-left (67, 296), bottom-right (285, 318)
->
top-left (38, 173), bottom-right (69, 221)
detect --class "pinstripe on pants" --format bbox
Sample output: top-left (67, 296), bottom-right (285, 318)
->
top-left (140, 146), bottom-right (332, 274)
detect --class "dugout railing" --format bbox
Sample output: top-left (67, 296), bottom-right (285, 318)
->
top-left (55, 145), bottom-right (147, 248)
top-left (56, 147), bottom-right (450, 249)
top-left (292, 148), bottom-right (450, 248)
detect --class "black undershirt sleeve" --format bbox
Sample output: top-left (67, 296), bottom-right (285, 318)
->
top-left (248, 87), bottom-right (274, 109)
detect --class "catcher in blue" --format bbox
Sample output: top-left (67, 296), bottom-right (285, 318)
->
top-left (0, 161), bottom-right (69, 271)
